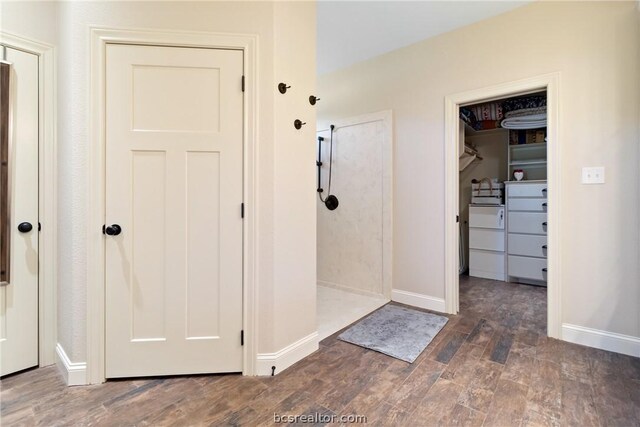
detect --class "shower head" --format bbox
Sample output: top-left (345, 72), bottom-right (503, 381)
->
top-left (324, 195), bottom-right (339, 211)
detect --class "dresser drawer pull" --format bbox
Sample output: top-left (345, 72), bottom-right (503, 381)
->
top-left (542, 203), bottom-right (547, 207)
top-left (542, 188), bottom-right (547, 193)
top-left (542, 268), bottom-right (547, 272)
top-left (542, 222), bottom-right (547, 226)
top-left (542, 245), bottom-right (548, 249)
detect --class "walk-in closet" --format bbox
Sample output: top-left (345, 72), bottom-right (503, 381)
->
top-left (459, 92), bottom-right (548, 287)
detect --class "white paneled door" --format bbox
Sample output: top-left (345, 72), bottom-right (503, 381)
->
top-left (105, 44), bottom-right (244, 377)
top-left (0, 48), bottom-right (40, 376)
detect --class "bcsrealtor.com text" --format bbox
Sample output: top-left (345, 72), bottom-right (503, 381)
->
top-left (274, 413), bottom-right (367, 424)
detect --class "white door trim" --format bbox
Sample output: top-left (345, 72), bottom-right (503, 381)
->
top-left (318, 110), bottom-right (394, 299)
top-left (444, 73), bottom-right (561, 338)
top-left (0, 31), bottom-right (58, 367)
top-left (88, 27), bottom-right (258, 384)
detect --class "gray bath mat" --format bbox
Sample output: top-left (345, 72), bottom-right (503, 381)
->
top-left (338, 304), bottom-right (448, 363)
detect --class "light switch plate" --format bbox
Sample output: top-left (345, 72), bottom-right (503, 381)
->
top-left (582, 166), bottom-right (605, 184)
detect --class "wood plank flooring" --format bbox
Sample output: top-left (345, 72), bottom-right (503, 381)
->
top-left (2, 276), bottom-right (639, 426)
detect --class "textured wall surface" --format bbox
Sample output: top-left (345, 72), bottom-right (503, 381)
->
top-left (317, 121), bottom-right (385, 296)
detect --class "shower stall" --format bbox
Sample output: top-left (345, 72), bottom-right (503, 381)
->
top-left (315, 111), bottom-right (393, 341)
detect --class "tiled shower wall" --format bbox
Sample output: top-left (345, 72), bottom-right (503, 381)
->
top-left (316, 119), bottom-right (385, 296)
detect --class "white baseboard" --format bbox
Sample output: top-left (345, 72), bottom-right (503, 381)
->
top-left (562, 323), bottom-right (640, 357)
top-left (391, 289), bottom-right (446, 313)
top-left (256, 331), bottom-right (319, 376)
top-left (55, 343), bottom-right (87, 386)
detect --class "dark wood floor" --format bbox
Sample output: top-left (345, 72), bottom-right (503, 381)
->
top-left (2, 276), bottom-right (639, 426)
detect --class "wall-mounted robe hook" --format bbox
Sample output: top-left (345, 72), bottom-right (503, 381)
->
top-left (294, 119), bottom-right (306, 130)
top-left (309, 95), bottom-right (321, 105)
top-left (278, 83), bottom-right (291, 94)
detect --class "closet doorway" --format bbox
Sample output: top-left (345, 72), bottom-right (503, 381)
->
top-left (444, 74), bottom-right (561, 339)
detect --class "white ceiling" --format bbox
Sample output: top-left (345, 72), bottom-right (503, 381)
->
top-left (317, 1), bottom-right (532, 75)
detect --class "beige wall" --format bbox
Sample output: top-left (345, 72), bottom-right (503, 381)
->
top-left (2, 1), bottom-right (317, 363)
top-left (272, 1), bottom-right (317, 352)
top-left (318, 1), bottom-right (640, 338)
top-left (0, 1), bottom-right (58, 45)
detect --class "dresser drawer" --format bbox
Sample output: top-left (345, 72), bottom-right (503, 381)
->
top-left (507, 183), bottom-right (547, 198)
top-left (508, 255), bottom-right (547, 282)
top-left (470, 228), bottom-right (505, 252)
top-left (470, 249), bottom-right (505, 281)
top-left (469, 206), bottom-right (505, 229)
top-left (508, 198), bottom-right (548, 212)
top-left (508, 212), bottom-right (547, 235)
top-left (508, 234), bottom-right (547, 258)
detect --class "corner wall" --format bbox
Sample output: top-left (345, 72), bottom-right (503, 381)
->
top-left (318, 1), bottom-right (640, 343)
top-left (271, 1), bottom-right (318, 365)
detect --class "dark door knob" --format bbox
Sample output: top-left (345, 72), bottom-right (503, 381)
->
top-left (17, 222), bottom-right (33, 233)
top-left (105, 224), bottom-right (122, 236)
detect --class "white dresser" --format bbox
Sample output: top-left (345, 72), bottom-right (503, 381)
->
top-left (505, 181), bottom-right (547, 286)
top-left (468, 205), bottom-right (506, 281)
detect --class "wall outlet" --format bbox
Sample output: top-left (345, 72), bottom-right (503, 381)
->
top-left (582, 166), bottom-right (605, 184)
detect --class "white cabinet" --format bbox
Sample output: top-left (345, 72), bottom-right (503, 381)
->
top-left (469, 228), bottom-right (505, 252)
top-left (508, 198), bottom-right (547, 212)
top-left (508, 234), bottom-right (547, 258)
top-left (469, 205), bottom-right (506, 281)
top-left (468, 206), bottom-right (505, 229)
top-left (507, 212), bottom-right (547, 235)
top-left (508, 255), bottom-right (547, 282)
top-left (505, 181), bottom-right (547, 286)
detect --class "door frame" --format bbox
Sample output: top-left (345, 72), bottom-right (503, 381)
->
top-left (444, 73), bottom-right (562, 338)
top-left (0, 31), bottom-right (58, 367)
top-left (88, 27), bottom-right (258, 384)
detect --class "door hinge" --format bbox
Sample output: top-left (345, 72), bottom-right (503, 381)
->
top-left (241, 203), bottom-right (245, 219)
top-left (241, 330), bottom-right (244, 346)
top-left (102, 224), bottom-right (106, 235)
top-left (456, 215), bottom-right (459, 223)
top-left (241, 75), bottom-right (245, 92)
top-left (38, 222), bottom-right (41, 232)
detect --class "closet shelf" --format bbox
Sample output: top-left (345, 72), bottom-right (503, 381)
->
top-left (509, 142), bottom-right (547, 150)
top-left (509, 159), bottom-right (547, 166)
top-left (464, 123), bottom-right (507, 136)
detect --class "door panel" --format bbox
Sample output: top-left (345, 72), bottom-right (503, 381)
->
top-left (185, 152), bottom-right (221, 339)
top-left (0, 47), bottom-right (39, 376)
top-left (105, 44), bottom-right (243, 377)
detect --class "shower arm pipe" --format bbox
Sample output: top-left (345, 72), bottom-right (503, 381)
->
top-left (317, 136), bottom-right (324, 193)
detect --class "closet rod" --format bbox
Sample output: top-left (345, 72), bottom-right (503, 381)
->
top-left (464, 145), bottom-right (483, 160)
